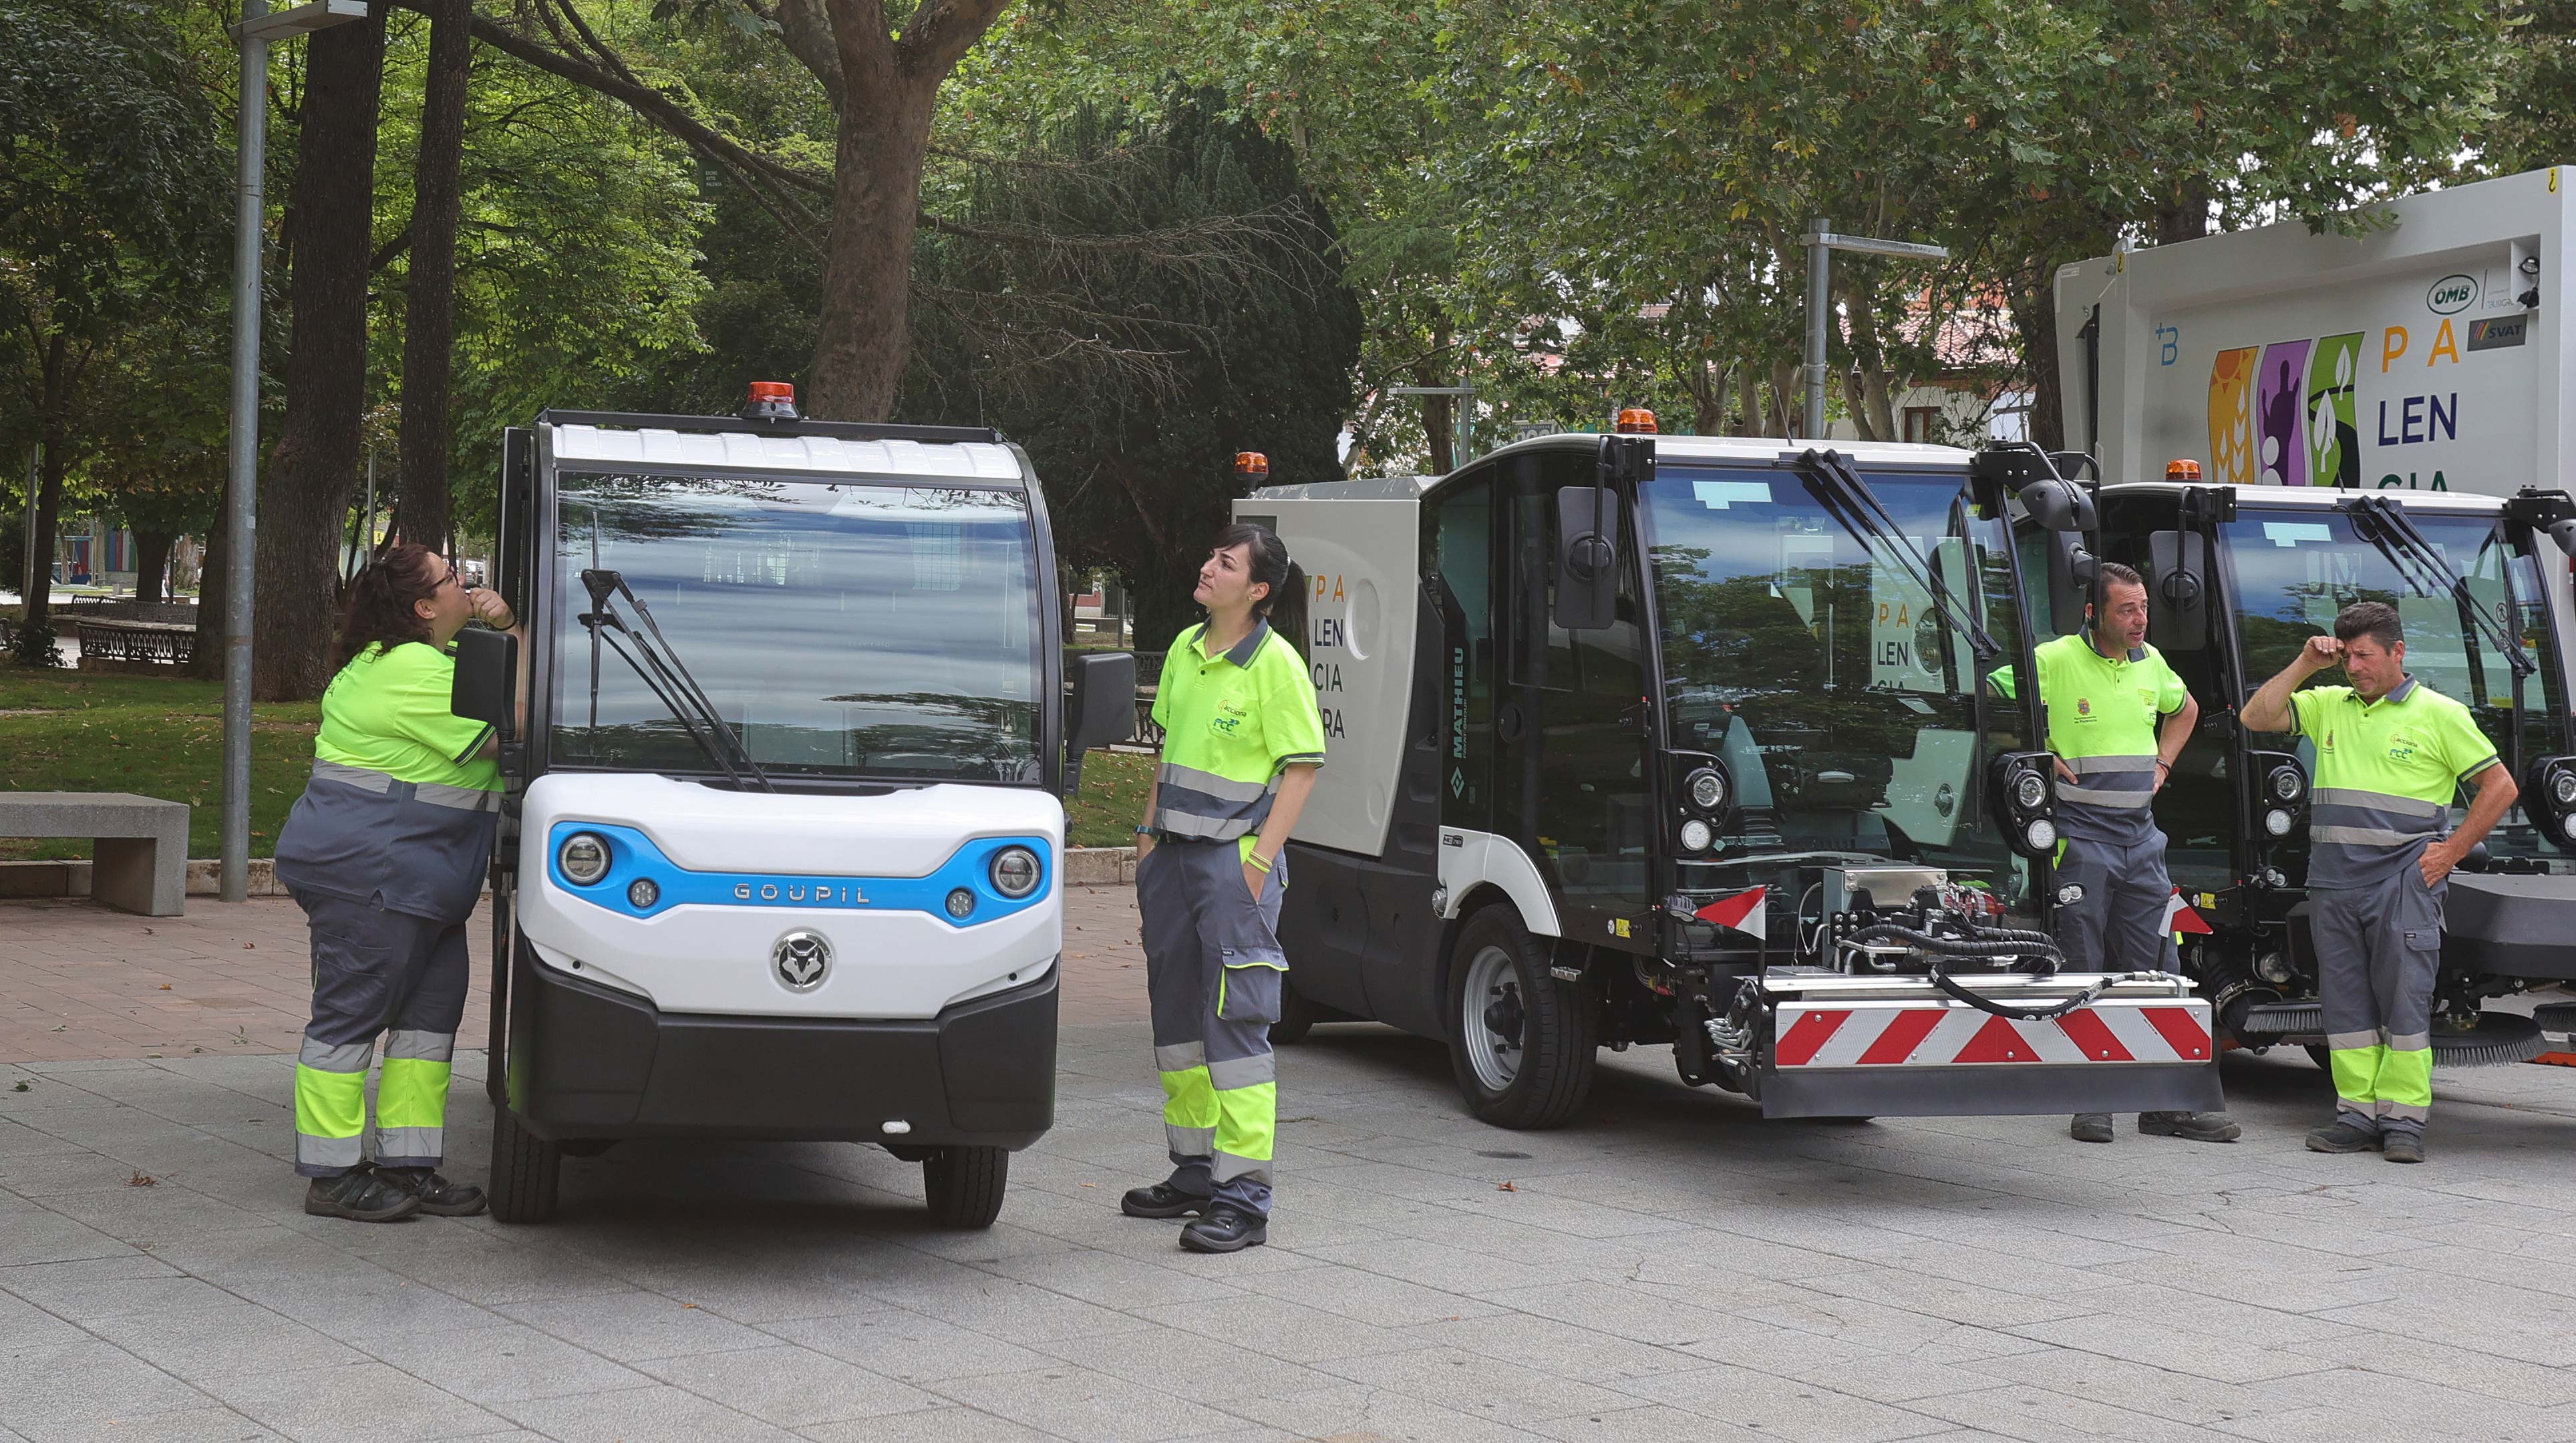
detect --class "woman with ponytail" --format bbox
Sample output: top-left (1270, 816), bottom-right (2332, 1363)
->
top-left (1120, 520), bottom-right (1326, 1254)
top-left (270, 544), bottom-right (521, 1223)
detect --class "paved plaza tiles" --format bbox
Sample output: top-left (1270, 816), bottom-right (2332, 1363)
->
top-left (4, 891), bottom-right (2576, 1442)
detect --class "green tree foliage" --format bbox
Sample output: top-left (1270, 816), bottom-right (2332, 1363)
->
top-left (0, 0), bottom-right (226, 660)
top-left (907, 88), bottom-right (1363, 651)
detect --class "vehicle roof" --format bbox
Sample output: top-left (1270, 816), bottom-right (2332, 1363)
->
top-left (1477, 432), bottom-right (1973, 469)
top-left (544, 418), bottom-right (1024, 484)
top-left (2101, 481), bottom-right (2521, 515)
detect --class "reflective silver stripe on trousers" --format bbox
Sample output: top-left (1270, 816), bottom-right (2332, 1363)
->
top-left (312, 758), bottom-right (393, 793)
top-left (1209, 1054), bottom-right (1276, 1090)
top-left (383, 1029), bottom-right (455, 1064)
top-left (297, 1132), bottom-right (363, 1169)
top-left (2312, 825), bottom-right (2436, 848)
top-left (1211, 1150), bottom-right (1271, 1184)
top-left (374, 1126), bottom-right (443, 1163)
top-left (2387, 1031), bottom-right (2431, 1051)
top-left (1155, 1041), bottom-right (1206, 1073)
top-left (2336, 1098), bottom-right (2378, 1119)
top-left (1166, 1123), bottom-right (1215, 1157)
top-left (2312, 788), bottom-right (2445, 818)
top-left (2326, 1030), bottom-right (2382, 1051)
top-left (2376, 1100), bottom-right (2431, 1121)
top-left (299, 1036), bottom-right (374, 1072)
top-left (414, 782), bottom-right (499, 812)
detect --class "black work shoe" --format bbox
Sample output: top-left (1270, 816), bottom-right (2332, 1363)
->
top-left (2069, 1113), bottom-right (2114, 1144)
top-left (304, 1168), bottom-right (424, 1223)
top-left (1178, 1205), bottom-right (1267, 1253)
top-left (2305, 1120), bottom-right (2382, 1154)
top-left (2382, 1133), bottom-right (2426, 1164)
top-left (1120, 1182), bottom-right (1213, 1219)
top-left (375, 1166), bottom-right (488, 1217)
top-left (2139, 1110), bottom-right (2243, 1143)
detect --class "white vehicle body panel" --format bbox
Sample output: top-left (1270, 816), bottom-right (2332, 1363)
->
top-left (2058, 168), bottom-right (2573, 501)
top-left (549, 424), bottom-right (1024, 482)
top-left (517, 772), bottom-right (1062, 1020)
top-left (1436, 827), bottom-right (1561, 937)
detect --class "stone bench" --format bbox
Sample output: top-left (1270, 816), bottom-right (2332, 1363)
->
top-left (0, 794), bottom-right (188, 916)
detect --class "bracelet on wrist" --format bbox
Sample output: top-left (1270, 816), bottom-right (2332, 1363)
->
top-left (1246, 851), bottom-right (1273, 872)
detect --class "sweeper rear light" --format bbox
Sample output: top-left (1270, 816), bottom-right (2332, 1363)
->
top-left (744, 381), bottom-right (798, 422)
top-left (1235, 452), bottom-right (1269, 478)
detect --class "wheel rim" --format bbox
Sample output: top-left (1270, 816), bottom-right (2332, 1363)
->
top-left (1461, 943), bottom-right (1525, 1092)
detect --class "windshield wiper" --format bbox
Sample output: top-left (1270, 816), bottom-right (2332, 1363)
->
top-left (1792, 448), bottom-right (2001, 665)
top-left (579, 567), bottom-right (776, 792)
top-left (2341, 495), bottom-right (2535, 681)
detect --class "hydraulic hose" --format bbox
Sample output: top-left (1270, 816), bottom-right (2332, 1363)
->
top-left (1844, 922), bottom-right (2148, 1023)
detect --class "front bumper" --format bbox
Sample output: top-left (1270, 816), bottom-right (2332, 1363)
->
top-left (503, 949), bottom-right (1058, 1150)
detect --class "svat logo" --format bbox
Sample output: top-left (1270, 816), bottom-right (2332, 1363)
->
top-left (2076, 697), bottom-right (2091, 716)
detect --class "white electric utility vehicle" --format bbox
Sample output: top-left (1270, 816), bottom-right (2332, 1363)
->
top-left (452, 386), bottom-right (1135, 1225)
top-left (1240, 426), bottom-right (2222, 1127)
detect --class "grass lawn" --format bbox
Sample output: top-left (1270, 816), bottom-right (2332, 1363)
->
top-left (1, 657), bottom-right (1153, 859)
top-left (0, 660), bottom-right (319, 861)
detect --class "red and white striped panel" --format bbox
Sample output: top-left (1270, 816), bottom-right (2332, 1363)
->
top-left (1773, 1000), bottom-right (2213, 1068)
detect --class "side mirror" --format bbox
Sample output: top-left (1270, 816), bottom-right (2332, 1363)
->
top-left (2019, 477), bottom-right (2098, 534)
top-left (1064, 651), bottom-right (1138, 794)
top-left (2044, 534), bottom-right (2096, 637)
top-left (452, 626), bottom-right (518, 741)
top-left (2549, 517), bottom-right (2576, 559)
top-left (2147, 530), bottom-right (2209, 651)
top-left (1554, 484), bottom-right (1623, 631)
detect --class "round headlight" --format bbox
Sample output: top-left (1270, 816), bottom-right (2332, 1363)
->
top-left (2561, 813), bottom-right (2576, 843)
top-left (627, 877), bottom-right (660, 909)
top-left (2055, 883), bottom-right (2086, 907)
top-left (1677, 818), bottom-right (1714, 853)
top-left (1686, 768), bottom-right (1727, 812)
top-left (2024, 817), bottom-right (2058, 852)
top-left (946, 887), bottom-right (977, 919)
top-left (2553, 769), bottom-right (2576, 808)
top-left (2263, 808), bottom-right (2293, 837)
top-left (990, 846), bottom-right (1041, 899)
top-left (558, 832), bottom-right (610, 885)
top-left (2269, 766), bottom-right (2303, 802)
top-left (2012, 770), bottom-right (2048, 812)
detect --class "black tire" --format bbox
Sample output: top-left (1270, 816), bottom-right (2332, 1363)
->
top-left (1445, 905), bottom-right (1596, 1129)
top-left (487, 1106), bottom-right (561, 1224)
top-left (923, 1146), bottom-right (1009, 1229)
top-left (2305, 1043), bottom-right (2333, 1073)
top-left (1270, 973), bottom-right (1321, 1046)
top-left (558, 1138), bottom-right (615, 1158)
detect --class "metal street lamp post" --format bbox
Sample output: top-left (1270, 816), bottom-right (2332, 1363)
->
top-left (1800, 218), bottom-right (1950, 441)
top-left (219, 0), bottom-right (367, 904)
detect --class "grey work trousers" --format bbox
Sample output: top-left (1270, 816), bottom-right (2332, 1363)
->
top-left (1138, 838), bottom-right (1287, 1216)
top-left (291, 890), bottom-right (471, 1177)
top-left (2309, 873), bottom-right (2443, 1138)
top-left (2052, 831), bottom-right (2181, 973)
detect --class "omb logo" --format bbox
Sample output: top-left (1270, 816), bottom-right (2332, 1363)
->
top-left (772, 930), bottom-right (832, 992)
top-left (2426, 273), bottom-right (2480, 315)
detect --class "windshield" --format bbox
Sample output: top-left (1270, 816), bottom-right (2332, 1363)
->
top-left (1640, 465), bottom-right (2031, 893)
top-left (548, 471), bottom-right (1044, 783)
top-left (2226, 505), bottom-right (2559, 860)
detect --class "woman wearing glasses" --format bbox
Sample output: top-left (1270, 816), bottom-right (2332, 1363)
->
top-left (272, 544), bottom-right (520, 1222)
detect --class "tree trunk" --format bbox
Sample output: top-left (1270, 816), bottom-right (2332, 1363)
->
top-left (1732, 363), bottom-right (1762, 437)
top-left (133, 530), bottom-right (176, 607)
top-left (256, 11), bottom-right (387, 699)
top-left (806, 91), bottom-right (934, 420)
top-left (2010, 274), bottom-right (2066, 455)
top-left (392, 0), bottom-right (471, 553)
top-left (2154, 186), bottom-right (2211, 246)
top-left (16, 419), bottom-right (69, 664)
top-left (190, 476), bottom-right (227, 679)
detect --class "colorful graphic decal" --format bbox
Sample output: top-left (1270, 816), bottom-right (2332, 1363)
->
top-left (2255, 340), bottom-right (2312, 486)
top-left (2304, 332), bottom-right (2364, 489)
top-left (2208, 347), bottom-right (2258, 484)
